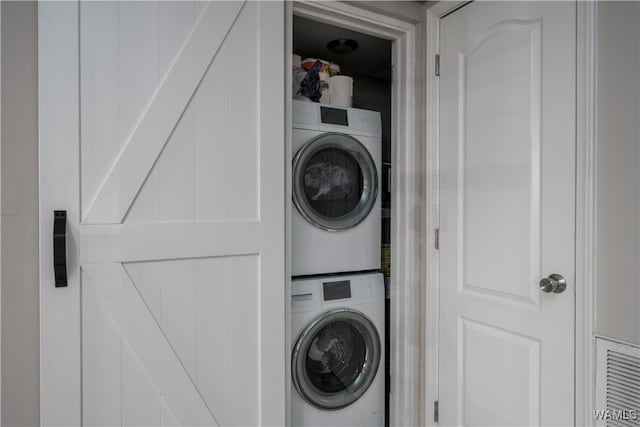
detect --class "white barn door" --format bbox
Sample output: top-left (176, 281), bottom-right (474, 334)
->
top-left (39, 2), bottom-right (285, 426)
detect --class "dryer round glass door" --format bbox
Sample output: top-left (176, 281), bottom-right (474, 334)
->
top-left (293, 133), bottom-right (378, 231)
top-left (292, 308), bottom-right (381, 410)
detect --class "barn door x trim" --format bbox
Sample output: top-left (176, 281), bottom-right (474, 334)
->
top-left (424, 1), bottom-right (597, 425)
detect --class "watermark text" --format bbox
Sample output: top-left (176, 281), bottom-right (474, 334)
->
top-left (593, 409), bottom-right (639, 421)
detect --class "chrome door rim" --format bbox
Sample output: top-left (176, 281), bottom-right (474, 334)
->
top-left (292, 308), bottom-right (381, 410)
top-left (292, 133), bottom-right (378, 232)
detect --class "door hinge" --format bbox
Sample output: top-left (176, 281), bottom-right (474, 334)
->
top-left (434, 400), bottom-right (439, 423)
top-left (435, 54), bottom-right (440, 76)
top-left (435, 228), bottom-right (440, 250)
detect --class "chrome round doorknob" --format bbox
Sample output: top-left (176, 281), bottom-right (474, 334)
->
top-left (539, 274), bottom-right (567, 294)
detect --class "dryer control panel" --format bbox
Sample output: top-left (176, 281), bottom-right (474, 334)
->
top-left (323, 280), bottom-right (351, 301)
top-left (320, 106), bottom-right (348, 126)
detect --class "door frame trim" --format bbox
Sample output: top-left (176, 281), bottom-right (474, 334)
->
top-left (424, 3), bottom-right (466, 425)
top-left (575, 2), bottom-right (597, 425)
top-left (288, 2), bottom-right (425, 425)
top-left (424, 1), bottom-right (597, 425)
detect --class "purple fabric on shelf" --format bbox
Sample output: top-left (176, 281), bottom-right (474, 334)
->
top-left (298, 60), bottom-right (323, 102)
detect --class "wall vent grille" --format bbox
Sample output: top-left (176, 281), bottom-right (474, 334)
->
top-left (596, 338), bottom-right (640, 427)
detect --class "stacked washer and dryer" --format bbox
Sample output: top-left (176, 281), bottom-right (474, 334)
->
top-left (291, 99), bottom-right (385, 426)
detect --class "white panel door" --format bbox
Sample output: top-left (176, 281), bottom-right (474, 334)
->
top-left (438, 2), bottom-right (575, 426)
top-left (39, 2), bottom-right (285, 426)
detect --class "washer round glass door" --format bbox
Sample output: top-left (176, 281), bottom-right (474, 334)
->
top-left (292, 308), bottom-right (381, 410)
top-left (293, 133), bottom-right (378, 231)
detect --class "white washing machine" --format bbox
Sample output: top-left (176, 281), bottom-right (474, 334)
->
top-left (292, 100), bottom-right (381, 277)
top-left (291, 272), bottom-right (385, 426)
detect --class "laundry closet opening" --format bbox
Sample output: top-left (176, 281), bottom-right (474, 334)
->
top-left (290, 14), bottom-right (393, 427)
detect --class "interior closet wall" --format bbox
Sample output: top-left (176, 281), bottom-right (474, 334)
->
top-left (352, 78), bottom-right (391, 164)
top-left (1, 2), bottom-right (40, 425)
top-left (595, 1), bottom-right (640, 347)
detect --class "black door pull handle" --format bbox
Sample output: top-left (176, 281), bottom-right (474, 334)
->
top-left (53, 210), bottom-right (67, 287)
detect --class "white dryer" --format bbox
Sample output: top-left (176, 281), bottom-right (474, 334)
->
top-left (291, 272), bottom-right (385, 426)
top-left (292, 100), bottom-right (381, 277)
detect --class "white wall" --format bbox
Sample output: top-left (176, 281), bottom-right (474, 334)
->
top-left (345, 1), bottom-right (425, 24)
top-left (1, 2), bottom-right (40, 425)
top-left (595, 1), bottom-right (640, 346)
